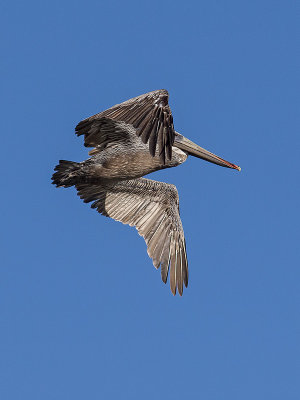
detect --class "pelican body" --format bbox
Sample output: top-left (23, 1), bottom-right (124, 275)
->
top-left (52, 90), bottom-right (240, 295)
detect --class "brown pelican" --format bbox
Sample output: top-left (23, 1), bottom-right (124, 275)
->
top-left (52, 89), bottom-right (240, 295)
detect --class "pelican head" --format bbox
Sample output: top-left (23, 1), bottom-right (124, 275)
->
top-left (174, 132), bottom-right (241, 171)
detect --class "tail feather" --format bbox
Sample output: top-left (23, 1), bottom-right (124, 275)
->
top-left (52, 160), bottom-right (80, 187)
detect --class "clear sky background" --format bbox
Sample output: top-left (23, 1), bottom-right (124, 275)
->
top-left (1, 1), bottom-right (299, 399)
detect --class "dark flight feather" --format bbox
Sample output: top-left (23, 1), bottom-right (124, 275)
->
top-left (75, 89), bottom-right (175, 163)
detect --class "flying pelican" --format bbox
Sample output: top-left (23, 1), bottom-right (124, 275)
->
top-left (52, 89), bottom-right (241, 295)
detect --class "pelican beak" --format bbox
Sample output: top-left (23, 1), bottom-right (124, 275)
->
top-left (174, 134), bottom-right (241, 171)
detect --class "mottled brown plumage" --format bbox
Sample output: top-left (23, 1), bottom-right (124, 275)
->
top-left (52, 89), bottom-right (240, 295)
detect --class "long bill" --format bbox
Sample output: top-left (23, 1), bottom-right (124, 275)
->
top-left (174, 135), bottom-right (241, 171)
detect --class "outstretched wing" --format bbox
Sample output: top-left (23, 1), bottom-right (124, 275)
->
top-left (76, 178), bottom-right (188, 295)
top-left (75, 89), bottom-right (175, 164)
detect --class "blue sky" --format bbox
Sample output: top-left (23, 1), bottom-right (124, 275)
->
top-left (1, 0), bottom-right (299, 399)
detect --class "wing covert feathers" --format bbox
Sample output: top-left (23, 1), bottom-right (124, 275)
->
top-left (75, 90), bottom-right (175, 164)
top-left (76, 178), bottom-right (188, 295)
